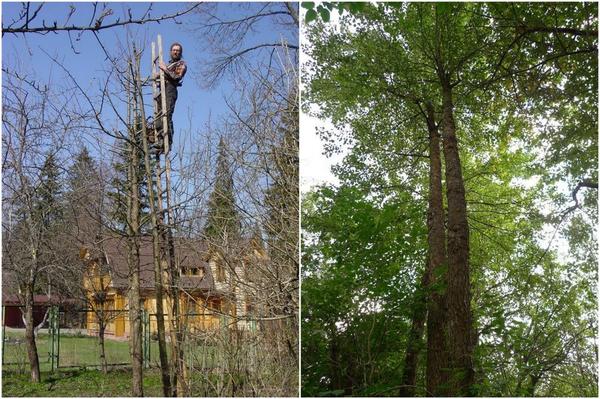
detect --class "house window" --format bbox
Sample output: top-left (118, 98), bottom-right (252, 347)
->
top-left (216, 263), bottom-right (225, 282)
top-left (182, 267), bottom-right (205, 277)
top-left (209, 299), bottom-right (221, 311)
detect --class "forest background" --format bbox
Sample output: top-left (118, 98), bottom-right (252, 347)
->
top-left (301, 2), bottom-right (597, 397)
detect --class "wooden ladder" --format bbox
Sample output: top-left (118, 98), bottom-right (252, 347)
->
top-left (150, 34), bottom-right (185, 391)
top-left (151, 35), bottom-right (170, 155)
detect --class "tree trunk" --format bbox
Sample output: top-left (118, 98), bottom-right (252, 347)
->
top-left (166, 229), bottom-right (185, 397)
top-left (440, 84), bottom-right (474, 396)
top-left (151, 225), bottom-right (172, 398)
top-left (398, 267), bottom-right (429, 397)
top-left (424, 101), bottom-right (450, 396)
top-left (99, 321), bottom-right (107, 374)
top-left (128, 104), bottom-right (144, 397)
top-left (24, 283), bottom-right (41, 383)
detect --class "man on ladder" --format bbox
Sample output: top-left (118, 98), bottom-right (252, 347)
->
top-left (154, 42), bottom-right (187, 150)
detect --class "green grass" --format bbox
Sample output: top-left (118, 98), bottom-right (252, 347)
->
top-left (1, 330), bottom-right (245, 396)
top-left (2, 331), bottom-right (289, 397)
top-left (2, 369), bottom-right (164, 397)
top-left (3, 329), bottom-right (223, 372)
top-left (3, 330), bottom-right (140, 371)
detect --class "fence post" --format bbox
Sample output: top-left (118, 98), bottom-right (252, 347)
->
top-left (1, 305), bottom-right (5, 366)
top-left (48, 306), bottom-right (59, 372)
top-left (56, 307), bottom-right (60, 369)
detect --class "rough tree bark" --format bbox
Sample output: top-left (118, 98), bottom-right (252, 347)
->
top-left (440, 82), bottom-right (474, 395)
top-left (424, 101), bottom-right (451, 396)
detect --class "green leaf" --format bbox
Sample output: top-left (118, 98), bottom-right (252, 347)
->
top-left (305, 8), bottom-right (318, 23)
top-left (318, 6), bottom-right (331, 23)
top-left (323, 2), bottom-right (335, 11)
top-left (301, 2), bottom-right (315, 10)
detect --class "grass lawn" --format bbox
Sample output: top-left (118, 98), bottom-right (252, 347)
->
top-left (2, 368), bottom-right (164, 397)
top-left (3, 329), bottom-right (223, 372)
top-left (2, 330), bottom-right (239, 396)
top-left (2, 329), bottom-right (165, 371)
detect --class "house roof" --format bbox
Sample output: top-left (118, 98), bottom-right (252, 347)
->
top-left (95, 236), bottom-right (216, 292)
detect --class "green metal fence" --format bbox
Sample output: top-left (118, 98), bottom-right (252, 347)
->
top-left (2, 307), bottom-right (263, 375)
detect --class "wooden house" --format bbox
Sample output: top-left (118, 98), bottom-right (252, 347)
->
top-left (81, 236), bottom-right (260, 338)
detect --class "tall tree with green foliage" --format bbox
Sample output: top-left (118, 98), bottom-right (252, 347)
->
top-left (303, 1), bottom-right (597, 396)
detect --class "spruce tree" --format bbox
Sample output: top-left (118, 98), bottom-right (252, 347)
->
top-left (203, 137), bottom-right (241, 251)
top-left (107, 126), bottom-right (150, 234)
top-left (66, 146), bottom-right (104, 243)
top-left (263, 88), bottom-right (299, 320)
top-left (264, 88), bottom-right (299, 267)
top-left (36, 152), bottom-right (63, 230)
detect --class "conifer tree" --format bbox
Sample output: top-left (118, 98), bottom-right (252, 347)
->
top-left (66, 146), bottom-right (104, 243)
top-left (264, 88), bottom-right (299, 275)
top-left (36, 152), bottom-right (63, 230)
top-left (203, 137), bottom-right (241, 251)
top-left (107, 127), bottom-right (150, 233)
top-left (262, 89), bottom-right (299, 357)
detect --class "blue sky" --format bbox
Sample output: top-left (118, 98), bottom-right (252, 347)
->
top-left (2, 1), bottom-right (296, 162)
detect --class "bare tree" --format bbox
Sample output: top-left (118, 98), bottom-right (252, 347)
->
top-left (189, 2), bottom-right (299, 88)
top-left (2, 70), bottom-right (79, 382)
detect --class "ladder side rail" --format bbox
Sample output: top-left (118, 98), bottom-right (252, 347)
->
top-left (151, 42), bottom-right (161, 146)
top-left (157, 35), bottom-right (170, 155)
top-left (154, 34), bottom-right (170, 282)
